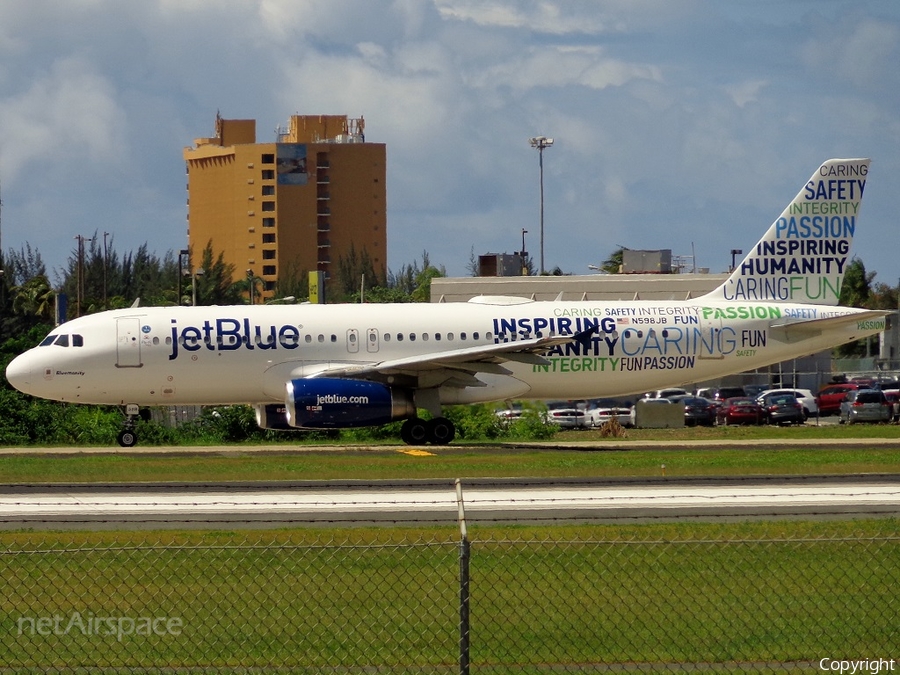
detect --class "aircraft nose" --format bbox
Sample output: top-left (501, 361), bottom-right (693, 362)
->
top-left (5, 353), bottom-right (34, 394)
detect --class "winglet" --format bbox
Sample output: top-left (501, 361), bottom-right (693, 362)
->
top-left (703, 158), bottom-right (870, 306)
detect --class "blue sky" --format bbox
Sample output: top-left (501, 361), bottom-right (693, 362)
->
top-left (1, 0), bottom-right (898, 286)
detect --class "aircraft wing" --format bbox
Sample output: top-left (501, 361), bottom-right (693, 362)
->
top-left (304, 331), bottom-right (592, 389)
top-left (769, 310), bottom-right (889, 343)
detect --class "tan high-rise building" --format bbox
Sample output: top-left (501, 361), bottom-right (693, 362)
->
top-left (183, 113), bottom-right (386, 301)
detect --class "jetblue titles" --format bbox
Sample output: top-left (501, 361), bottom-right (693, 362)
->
top-left (169, 318), bottom-right (301, 360)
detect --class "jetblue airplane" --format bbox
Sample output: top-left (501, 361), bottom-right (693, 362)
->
top-left (5, 158), bottom-right (886, 447)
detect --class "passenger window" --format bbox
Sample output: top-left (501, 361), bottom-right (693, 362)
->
top-left (384, 333), bottom-right (391, 342)
top-left (460, 332), bottom-right (467, 341)
top-left (397, 334), bottom-right (403, 342)
top-left (330, 335), bottom-right (337, 343)
top-left (473, 332), bottom-right (480, 340)
top-left (435, 333), bottom-right (442, 341)
top-left (447, 333), bottom-right (454, 341)
top-left (305, 335), bottom-right (312, 343)
top-left (318, 335), bottom-right (325, 343)
top-left (409, 333), bottom-right (416, 342)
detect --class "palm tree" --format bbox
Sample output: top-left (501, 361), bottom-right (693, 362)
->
top-left (12, 275), bottom-right (54, 322)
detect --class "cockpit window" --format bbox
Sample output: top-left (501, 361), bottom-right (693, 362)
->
top-left (38, 334), bottom-right (84, 347)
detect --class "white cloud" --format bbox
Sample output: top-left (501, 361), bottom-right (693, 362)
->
top-left (0, 57), bottom-right (124, 185)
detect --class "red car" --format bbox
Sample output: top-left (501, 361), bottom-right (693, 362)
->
top-left (716, 397), bottom-right (765, 426)
top-left (816, 383), bottom-right (859, 416)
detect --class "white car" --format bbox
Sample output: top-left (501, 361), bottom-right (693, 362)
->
top-left (587, 405), bottom-right (633, 428)
top-left (645, 388), bottom-right (689, 399)
top-left (543, 402), bottom-right (590, 429)
top-left (754, 388), bottom-right (819, 418)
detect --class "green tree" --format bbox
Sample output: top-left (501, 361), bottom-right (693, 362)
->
top-left (11, 275), bottom-right (55, 322)
top-left (273, 259), bottom-right (309, 303)
top-left (836, 257), bottom-right (877, 359)
top-left (192, 241), bottom-right (242, 305)
top-left (838, 257), bottom-right (874, 308)
top-left (335, 245), bottom-right (382, 302)
top-left (598, 248), bottom-right (624, 274)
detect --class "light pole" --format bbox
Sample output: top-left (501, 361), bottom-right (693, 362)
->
top-left (191, 268), bottom-right (205, 307)
top-left (529, 136), bottom-right (553, 275)
top-left (730, 249), bottom-right (743, 273)
top-left (74, 234), bottom-right (93, 317)
top-left (178, 249), bottom-right (189, 305)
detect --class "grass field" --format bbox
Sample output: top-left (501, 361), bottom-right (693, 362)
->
top-left (1, 520), bottom-right (897, 670)
top-left (1, 426), bottom-right (898, 669)
top-left (1, 422), bottom-right (900, 483)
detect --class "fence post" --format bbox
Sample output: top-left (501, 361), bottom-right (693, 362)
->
top-left (456, 478), bottom-right (470, 675)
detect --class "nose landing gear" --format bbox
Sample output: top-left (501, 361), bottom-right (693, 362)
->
top-left (117, 404), bottom-right (151, 447)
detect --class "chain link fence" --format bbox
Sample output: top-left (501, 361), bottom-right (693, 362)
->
top-left (0, 516), bottom-right (898, 671)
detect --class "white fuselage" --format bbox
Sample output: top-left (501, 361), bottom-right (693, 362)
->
top-left (5, 298), bottom-right (882, 408)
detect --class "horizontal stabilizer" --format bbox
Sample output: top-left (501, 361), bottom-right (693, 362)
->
top-left (770, 310), bottom-right (888, 343)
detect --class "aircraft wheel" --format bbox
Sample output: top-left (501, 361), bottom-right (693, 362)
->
top-left (427, 417), bottom-right (455, 445)
top-left (117, 430), bottom-right (137, 448)
top-left (400, 418), bottom-right (429, 445)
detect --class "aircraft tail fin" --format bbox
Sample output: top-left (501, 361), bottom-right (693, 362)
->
top-left (702, 158), bottom-right (870, 305)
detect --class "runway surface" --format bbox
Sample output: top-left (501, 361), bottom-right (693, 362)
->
top-left (2, 475), bottom-right (899, 529)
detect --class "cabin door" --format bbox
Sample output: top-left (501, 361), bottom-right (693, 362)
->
top-left (116, 318), bottom-right (143, 368)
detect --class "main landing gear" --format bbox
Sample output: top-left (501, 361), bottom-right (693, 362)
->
top-left (117, 404), bottom-right (151, 447)
top-left (400, 417), bottom-right (455, 446)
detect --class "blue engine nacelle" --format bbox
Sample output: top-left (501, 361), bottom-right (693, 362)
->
top-left (285, 378), bottom-right (416, 429)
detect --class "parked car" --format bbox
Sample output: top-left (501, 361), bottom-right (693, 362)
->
top-left (758, 393), bottom-right (805, 425)
top-left (669, 395), bottom-right (717, 426)
top-left (755, 388), bottom-right (819, 419)
top-left (742, 384), bottom-right (771, 398)
top-left (716, 397), bottom-right (765, 426)
top-left (817, 383), bottom-right (859, 416)
top-left (495, 405), bottom-right (524, 426)
top-left (644, 388), bottom-right (689, 399)
top-left (543, 402), bottom-right (590, 429)
top-left (839, 389), bottom-right (892, 424)
top-left (586, 403), bottom-right (633, 428)
top-left (882, 389), bottom-right (900, 422)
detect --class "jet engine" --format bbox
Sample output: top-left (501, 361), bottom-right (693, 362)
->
top-left (254, 404), bottom-right (294, 430)
top-left (284, 378), bottom-right (416, 429)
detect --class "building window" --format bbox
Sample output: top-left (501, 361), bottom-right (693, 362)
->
top-left (261, 202), bottom-right (275, 212)
top-left (262, 234), bottom-right (276, 243)
top-left (262, 249), bottom-right (276, 259)
top-left (262, 265), bottom-right (276, 276)
top-left (262, 185), bottom-right (275, 196)
top-left (262, 218), bottom-right (275, 228)
top-left (261, 154), bottom-right (275, 164)
top-left (261, 169), bottom-right (275, 180)
top-left (264, 281), bottom-right (275, 291)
